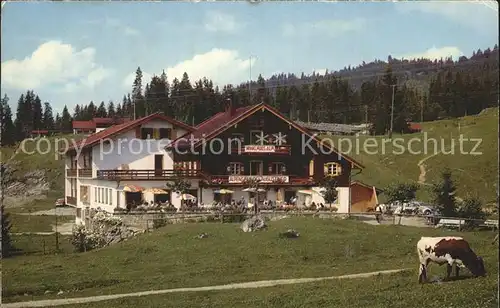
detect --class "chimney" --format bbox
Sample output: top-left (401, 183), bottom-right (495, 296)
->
top-left (226, 98), bottom-right (235, 116)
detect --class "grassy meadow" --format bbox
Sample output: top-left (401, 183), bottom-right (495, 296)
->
top-left (3, 218), bottom-right (498, 305)
top-left (322, 107), bottom-right (498, 204)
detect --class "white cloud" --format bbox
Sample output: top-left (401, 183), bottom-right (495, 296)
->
top-left (1, 40), bottom-right (112, 91)
top-left (397, 46), bottom-right (463, 61)
top-left (395, 1), bottom-right (498, 31)
top-left (86, 17), bottom-right (140, 36)
top-left (122, 49), bottom-right (254, 88)
top-left (283, 18), bottom-right (366, 37)
top-left (204, 11), bottom-right (240, 33)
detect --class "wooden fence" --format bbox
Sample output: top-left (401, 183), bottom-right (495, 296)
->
top-left (143, 210), bottom-right (498, 232)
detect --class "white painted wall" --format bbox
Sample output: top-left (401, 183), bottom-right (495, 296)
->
top-left (90, 120), bottom-right (188, 174)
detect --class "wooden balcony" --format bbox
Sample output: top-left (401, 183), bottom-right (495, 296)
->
top-left (66, 169), bottom-right (77, 177)
top-left (66, 196), bottom-right (77, 206)
top-left (97, 169), bottom-right (204, 180)
top-left (79, 169), bottom-right (93, 178)
top-left (208, 175), bottom-right (314, 186)
top-left (230, 145), bottom-right (291, 155)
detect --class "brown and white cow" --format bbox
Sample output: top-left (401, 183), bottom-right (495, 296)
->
top-left (417, 236), bottom-right (486, 283)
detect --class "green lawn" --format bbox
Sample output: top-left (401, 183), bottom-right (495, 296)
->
top-left (322, 107), bottom-right (499, 204)
top-left (3, 218), bottom-right (498, 304)
top-left (9, 213), bottom-right (74, 233)
top-left (59, 271), bottom-right (498, 308)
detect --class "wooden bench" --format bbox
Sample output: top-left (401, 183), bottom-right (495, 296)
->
top-left (481, 219), bottom-right (499, 231)
top-left (435, 219), bottom-right (466, 229)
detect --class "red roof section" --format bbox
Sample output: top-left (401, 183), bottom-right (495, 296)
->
top-left (65, 112), bottom-right (193, 153)
top-left (169, 103), bottom-right (364, 169)
top-left (73, 120), bottom-right (96, 129)
top-left (172, 105), bottom-right (256, 148)
top-left (408, 122), bottom-right (422, 131)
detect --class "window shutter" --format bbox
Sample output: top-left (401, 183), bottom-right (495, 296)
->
top-left (309, 159), bottom-right (314, 177)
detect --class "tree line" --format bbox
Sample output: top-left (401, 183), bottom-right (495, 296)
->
top-left (1, 45), bottom-right (498, 146)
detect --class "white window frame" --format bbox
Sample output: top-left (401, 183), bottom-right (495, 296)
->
top-left (249, 130), bottom-right (265, 145)
top-left (270, 162), bottom-right (286, 175)
top-left (324, 162), bottom-right (342, 177)
top-left (228, 162), bottom-right (244, 175)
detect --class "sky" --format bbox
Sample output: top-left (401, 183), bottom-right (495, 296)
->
top-left (1, 1), bottom-right (498, 114)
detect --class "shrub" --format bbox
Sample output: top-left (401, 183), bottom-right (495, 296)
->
top-left (458, 197), bottom-right (486, 229)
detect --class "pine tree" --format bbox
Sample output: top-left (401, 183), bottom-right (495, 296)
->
top-left (32, 95), bottom-right (43, 130)
top-left (107, 101), bottom-right (116, 118)
top-left (61, 106), bottom-right (73, 133)
top-left (0, 95), bottom-right (16, 146)
top-left (96, 102), bottom-right (107, 117)
top-left (42, 102), bottom-right (55, 131)
top-left (433, 169), bottom-right (458, 217)
top-left (132, 67), bottom-right (144, 119)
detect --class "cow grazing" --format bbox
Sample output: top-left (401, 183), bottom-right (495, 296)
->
top-left (417, 236), bottom-right (486, 283)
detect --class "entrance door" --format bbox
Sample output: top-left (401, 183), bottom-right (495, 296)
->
top-left (154, 155), bottom-right (163, 177)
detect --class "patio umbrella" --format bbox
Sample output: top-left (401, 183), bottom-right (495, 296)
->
top-left (117, 184), bottom-right (144, 192)
top-left (181, 193), bottom-right (196, 200)
top-left (214, 189), bottom-right (234, 194)
top-left (143, 187), bottom-right (168, 194)
top-left (243, 188), bottom-right (266, 193)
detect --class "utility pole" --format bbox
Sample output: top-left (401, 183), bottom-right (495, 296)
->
top-left (307, 110), bottom-right (311, 123)
top-left (133, 101), bottom-right (136, 120)
top-left (364, 105), bottom-right (368, 125)
top-left (249, 55), bottom-right (256, 103)
top-left (388, 84), bottom-right (396, 139)
top-left (420, 99), bottom-right (424, 123)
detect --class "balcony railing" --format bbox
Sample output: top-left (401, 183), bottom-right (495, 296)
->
top-left (79, 169), bottom-right (93, 178)
top-left (66, 169), bottom-right (77, 177)
top-left (97, 169), bottom-right (203, 180)
top-left (208, 175), bottom-right (314, 186)
top-left (66, 196), bottom-right (77, 206)
top-left (230, 145), bottom-right (291, 155)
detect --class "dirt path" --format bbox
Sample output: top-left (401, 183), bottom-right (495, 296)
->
top-left (417, 152), bottom-right (442, 185)
top-left (2, 268), bottom-right (411, 308)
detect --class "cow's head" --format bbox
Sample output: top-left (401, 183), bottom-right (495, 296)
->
top-left (469, 256), bottom-right (486, 277)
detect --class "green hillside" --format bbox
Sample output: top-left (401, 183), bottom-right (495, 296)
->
top-left (1, 110), bottom-right (498, 208)
top-left (324, 107), bottom-right (499, 204)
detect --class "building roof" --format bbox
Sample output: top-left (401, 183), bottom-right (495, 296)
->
top-left (351, 181), bottom-right (383, 193)
top-left (65, 112), bottom-right (194, 153)
top-left (408, 122), bottom-right (422, 131)
top-left (72, 120), bottom-right (96, 129)
top-left (169, 103), bottom-right (364, 169)
top-left (294, 121), bottom-right (372, 134)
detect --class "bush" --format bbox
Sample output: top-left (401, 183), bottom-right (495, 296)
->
top-left (458, 197), bottom-right (486, 229)
top-left (70, 225), bottom-right (103, 252)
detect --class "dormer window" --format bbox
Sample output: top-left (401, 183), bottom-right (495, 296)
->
top-left (324, 162), bottom-right (342, 177)
top-left (141, 127), bottom-right (172, 140)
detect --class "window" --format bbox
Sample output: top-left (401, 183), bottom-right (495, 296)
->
top-left (83, 152), bottom-right (92, 168)
top-left (159, 128), bottom-right (172, 139)
top-left (98, 188), bottom-right (101, 203)
top-left (324, 162), bottom-right (342, 177)
top-left (249, 161), bottom-right (263, 176)
top-left (80, 186), bottom-right (90, 204)
top-left (228, 162), bottom-right (244, 175)
top-left (269, 162), bottom-right (286, 175)
top-left (94, 187), bottom-right (97, 202)
top-left (109, 189), bottom-right (112, 205)
top-left (141, 128), bottom-right (154, 139)
top-left (105, 188), bottom-right (108, 204)
top-left (249, 130), bottom-right (265, 145)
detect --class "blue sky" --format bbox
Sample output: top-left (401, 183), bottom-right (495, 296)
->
top-left (1, 1), bottom-right (498, 114)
